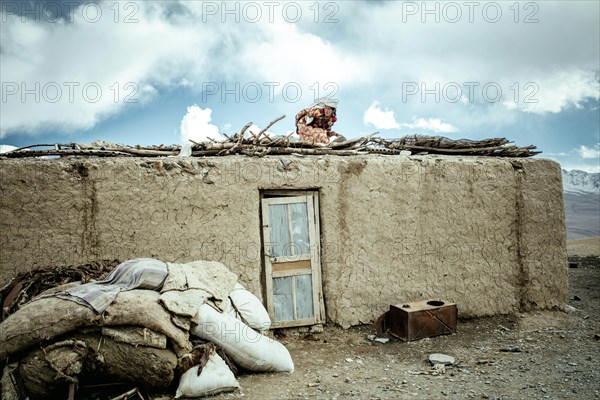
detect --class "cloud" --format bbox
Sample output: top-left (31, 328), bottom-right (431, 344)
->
top-left (1, 1), bottom-right (598, 142)
top-left (0, 1), bottom-right (371, 138)
top-left (503, 70), bottom-right (600, 114)
top-left (240, 20), bottom-right (369, 103)
top-left (1, 1), bottom-right (217, 137)
top-left (0, 145), bottom-right (18, 153)
top-left (549, 159), bottom-right (600, 174)
top-left (363, 102), bottom-right (458, 133)
top-left (341, 2), bottom-right (599, 127)
top-left (578, 143), bottom-right (600, 159)
top-left (179, 105), bottom-right (223, 144)
top-left (400, 118), bottom-right (458, 133)
top-left (363, 102), bottom-right (400, 129)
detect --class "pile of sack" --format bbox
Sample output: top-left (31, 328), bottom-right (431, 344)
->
top-left (0, 258), bottom-right (294, 399)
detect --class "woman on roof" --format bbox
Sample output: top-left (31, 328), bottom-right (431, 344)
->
top-left (295, 98), bottom-right (342, 144)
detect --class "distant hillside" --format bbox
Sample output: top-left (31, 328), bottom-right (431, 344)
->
top-left (562, 169), bottom-right (600, 194)
top-left (562, 169), bottom-right (600, 240)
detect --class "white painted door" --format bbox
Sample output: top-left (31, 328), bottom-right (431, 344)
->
top-left (261, 192), bottom-right (325, 328)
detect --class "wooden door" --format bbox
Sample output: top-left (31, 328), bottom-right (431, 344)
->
top-left (261, 191), bottom-right (325, 328)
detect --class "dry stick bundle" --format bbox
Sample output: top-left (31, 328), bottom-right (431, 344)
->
top-left (1, 121), bottom-right (540, 158)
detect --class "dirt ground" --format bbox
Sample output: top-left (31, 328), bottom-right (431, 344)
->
top-left (8, 240), bottom-right (598, 400)
top-left (200, 239), bottom-right (600, 400)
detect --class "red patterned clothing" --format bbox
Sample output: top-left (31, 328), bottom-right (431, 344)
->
top-left (295, 108), bottom-right (337, 144)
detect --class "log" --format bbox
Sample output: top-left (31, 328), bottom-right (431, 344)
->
top-left (19, 333), bottom-right (177, 399)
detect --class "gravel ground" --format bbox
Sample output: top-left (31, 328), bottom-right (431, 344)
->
top-left (42, 240), bottom-right (598, 400)
top-left (205, 250), bottom-right (600, 400)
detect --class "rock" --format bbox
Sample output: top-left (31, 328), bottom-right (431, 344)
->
top-left (432, 363), bottom-right (446, 374)
top-left (429, 353), bottom-right (455, 365)
top-left (499, 347), bottom-right (522, 353)
top-left (374, 338), bottom-right (389, 344)
top-left (345, 358), bottom-right (353, 363)
top-left (367, 335), bottom-right (376, 341)
top-left (565, 305), bottom-right (578, 313)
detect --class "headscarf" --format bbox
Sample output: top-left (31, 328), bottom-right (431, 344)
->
top-left (296, 98), bottom-right (339, 129)
top-left (309, 98), bottom-right (339, 110)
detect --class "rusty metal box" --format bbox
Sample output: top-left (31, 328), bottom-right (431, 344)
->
top-left (388, 300), bottom-right (457, 341)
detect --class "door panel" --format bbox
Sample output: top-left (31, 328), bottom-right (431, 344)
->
top-left (273, 276), bottom-right (294, 321)
top-left (262, 192), bottom-right (324, 328)
top-left (295, 274), bottom-right (314, 319)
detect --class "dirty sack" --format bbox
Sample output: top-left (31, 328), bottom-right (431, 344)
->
top-left (0, 258), bottom-right (293, 399)
top-left (175, 345), bottom-right (240, 398)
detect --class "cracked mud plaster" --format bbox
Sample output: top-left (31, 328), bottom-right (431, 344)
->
top-left (0, 156), bottom-right (567, 328)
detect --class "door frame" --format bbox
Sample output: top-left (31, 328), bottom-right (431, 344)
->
top-left (260, 190), bottom-right (325, 328)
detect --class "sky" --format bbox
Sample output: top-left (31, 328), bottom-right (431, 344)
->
top-left (0, 0), bottom-right (599, 172)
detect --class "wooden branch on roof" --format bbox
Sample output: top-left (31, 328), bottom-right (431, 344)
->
top-left (257, 115), bottom-right (285, 137)
top-left (0, 149), bottom-right (135, 158)
top-left (0, 125), bottom-right (541, 159)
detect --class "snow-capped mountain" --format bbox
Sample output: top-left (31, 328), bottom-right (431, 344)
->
top-left (562, 169), bottom-right (600, 240)
top-left (562, 169), bottom-right (600, 194)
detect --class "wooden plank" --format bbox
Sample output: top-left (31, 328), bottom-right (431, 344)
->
top-left (295, 274), bottom-right (314, 319)
top-left (261, 198), bottom-right (275, 321)
top-left (287, 203), bottom-right (295, 257)
top-left (272, 259), bottom-right (311, 272)
top-left (263, 190), bottom-right (315, 197)
top-left (263, 196), bottom-right (308, 205)
top-left (313, 193), bottom-right (326, 323)
top-left (271, 254), bottom-right (311, 263)
top-left (292, 275), bottom-right (297, 320)
top-left (273, 276), bottom-right (294, 322)
top-left (271, 317), bottom-right (316, 329)
top-left (273, 269), bottom-right (313, 278)
top-left (307, 192), bottom-right (325, 323)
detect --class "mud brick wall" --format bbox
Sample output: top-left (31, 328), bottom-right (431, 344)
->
top-left (0, 156), bottom-right (567, 328)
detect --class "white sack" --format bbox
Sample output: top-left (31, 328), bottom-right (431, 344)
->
top-left (228, 283), bottom-right (271, 331)
top-left (192, 304), bottom-right (294, 373)
top-left (175, 352), bottom-right (239, 398)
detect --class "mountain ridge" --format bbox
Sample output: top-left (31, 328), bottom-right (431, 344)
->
top-left (562, 169), bottom-right (600, 194)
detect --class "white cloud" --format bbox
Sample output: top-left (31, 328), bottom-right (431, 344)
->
top-left (342, 2), bottom-right (599, 124)
top-left (0, 2), bottom-right (217, 137)
top-left (503, 70), bottom-right (600, 114)
top-left (1, 1), bottom-right (598, 141)
top-left (179, 105), bottom-right (223, 144)
top-left (400, 118), bottom-right (458, 133)
top-left (0, 145), bottom-right (18, 153)
top-left (550, 159), bottom-right (600, 174)
top-left (0, 1), bottom-right (371, 137)
top-left (578, 143), bottom-right (600, 159)
top-left (363, 102), bottom-right (458, 133)
top-left (363, 102), bottom-right (400, 129)
top-left (240, 20), bottom-right (369, 103)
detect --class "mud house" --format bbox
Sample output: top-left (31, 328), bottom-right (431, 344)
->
top-left (0, 149), bottom-right (568, 328)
